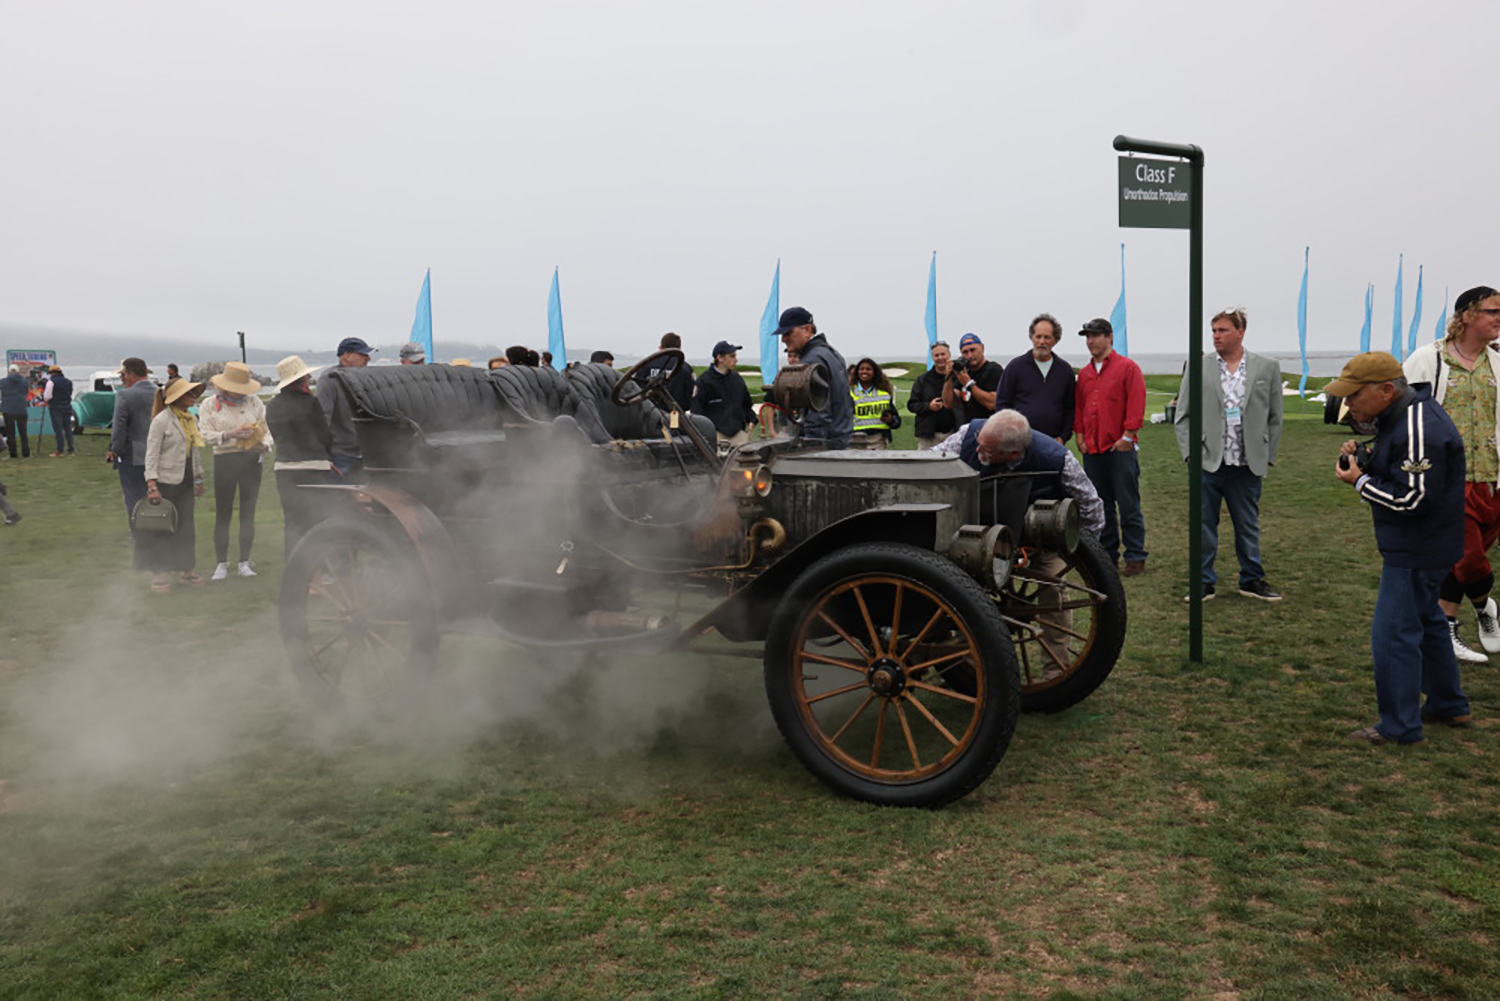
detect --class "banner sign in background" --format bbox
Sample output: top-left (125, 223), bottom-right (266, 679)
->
top-left (5, 349), bottom-right (57, 370)
top-left (1118, 156), bottom-right (1192, 229)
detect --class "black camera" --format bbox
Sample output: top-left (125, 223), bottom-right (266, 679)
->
top-left (1338, 442), bottom-right (1372, 473)
top-left (949, 356), bottom-right (968, 375)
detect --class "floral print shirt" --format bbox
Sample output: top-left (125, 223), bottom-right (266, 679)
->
top-left (1445, 349), bottom-right (1498, 483)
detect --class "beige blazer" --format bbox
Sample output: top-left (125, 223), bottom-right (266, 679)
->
top-left (144, 408), bottom-right (205, 485)
top-left (1174, 351), bottom-right (1284, 478)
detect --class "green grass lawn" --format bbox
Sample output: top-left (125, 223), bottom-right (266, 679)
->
top-left (2, 380), bottom-right (1497, 998)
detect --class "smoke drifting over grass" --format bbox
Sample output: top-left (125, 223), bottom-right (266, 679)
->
top-left (7, 567), bottom-right (778, 804)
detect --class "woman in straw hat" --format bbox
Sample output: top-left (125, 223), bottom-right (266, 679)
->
top-left (140, 377), bottom-right (207, 592)
top-left (198, 361), bottom-right (274, 581)
top-left (264, 355), bottom-right (336, 560)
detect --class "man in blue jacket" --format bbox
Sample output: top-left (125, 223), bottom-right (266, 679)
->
top-left (1330, 352), bottom-right (1472, 745)
top-left (1, 364), bottom-right (30, 458)
top-left (774, 307), bottom-right (853, 449)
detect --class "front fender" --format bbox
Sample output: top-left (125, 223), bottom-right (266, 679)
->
top-left (682, 504), bottom-right (949, 644)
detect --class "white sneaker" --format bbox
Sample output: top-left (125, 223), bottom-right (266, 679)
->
top-left (210, 562), bottom-right (229, 582)
top-left (1476, 597), bottom-right (1500, 653)
top-left (1449, 619), bottom-right (1488, 664)
top-left (237, 560), bottom-right (257, 578)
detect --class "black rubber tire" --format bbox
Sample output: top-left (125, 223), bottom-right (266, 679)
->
top-left (1001, 532), bottom-right (1126, 714)
top-left (764, 542), bottom-right (1019, 808)
top-left (279, 517), bottom-right (438, 708)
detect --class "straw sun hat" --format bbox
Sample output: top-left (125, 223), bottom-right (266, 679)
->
top-left (163, 378), bottom-right (203, 406)
top-left (276, 355), bottom-right (316, 386)
top-left (209, 361), bottom-right (262, 395)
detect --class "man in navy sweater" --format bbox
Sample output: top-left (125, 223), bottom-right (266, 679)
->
top-left (932, 410), bottom-right (1103, 537)
top-left (996, 313), bottom-right (1075, 444)
top-left (1330, 352), bottom-right (1472, 745)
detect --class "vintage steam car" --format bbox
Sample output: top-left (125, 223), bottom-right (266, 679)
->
top-left (278, 351), bottom-right (1125, 807)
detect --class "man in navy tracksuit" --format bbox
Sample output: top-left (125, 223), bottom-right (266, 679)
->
top-left (1330, 352), bottom-right (1472, 745)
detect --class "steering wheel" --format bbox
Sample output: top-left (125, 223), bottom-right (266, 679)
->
top-left (611, 348), bottom-right (684, 407)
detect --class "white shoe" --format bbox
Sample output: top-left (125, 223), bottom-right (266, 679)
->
top-left (1449, 619), bottom-right (1488, 664)
top-left (237, 560), bottom-right (257, 578)
top-left (1476, 597), bottom-right (1500, 653)
top-left (210, 562), bottom-right (229, 582)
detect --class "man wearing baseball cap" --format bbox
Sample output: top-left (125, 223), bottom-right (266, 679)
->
top-left (691, 340), bottom-right (756, 449)
top-left (399, 342), bottom-right (426, 365)
top-left (774, 307), bottom-right (853, 449)
top-left (317, 337), bottom-right (374, 479)
top-left (1330, 351), bottom-right (1471, 745)
top-left (1401, 286), bottom-right (1500, 665)
top-left (1075, 317), bottom-right (1148, 575)
top-left (941, 333), bottom-right (1003, 425)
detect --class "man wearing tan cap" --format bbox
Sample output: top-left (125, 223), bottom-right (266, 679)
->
top-left (1329, 351), bottom-right (1471, 745)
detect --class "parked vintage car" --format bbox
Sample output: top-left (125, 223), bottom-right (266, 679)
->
top-left (278, 354), bottom-right (1125, 807)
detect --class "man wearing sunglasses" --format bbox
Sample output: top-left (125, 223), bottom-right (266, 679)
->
top-left (1402, 286), bottom-right (1500, 665)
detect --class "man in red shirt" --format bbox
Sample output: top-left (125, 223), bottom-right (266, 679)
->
top-left (1074, 317), bottom-right (1148, 575)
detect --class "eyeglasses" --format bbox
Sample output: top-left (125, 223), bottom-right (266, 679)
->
top-left (1476, 308), bottom-right (1500, 317)
top-left (932, 341), bottom-right (949, 349)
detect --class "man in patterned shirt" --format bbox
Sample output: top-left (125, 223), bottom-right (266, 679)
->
top-left (1403, 285), bottom-right (1500, 665)
top-left (1174, 308), bottom-right (1284, 600)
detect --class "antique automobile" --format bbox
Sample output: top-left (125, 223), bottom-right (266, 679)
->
top-left (278, 352), bottom-right (1125, 807)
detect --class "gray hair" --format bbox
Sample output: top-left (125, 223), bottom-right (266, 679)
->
top-left (980, 409), bottom-right (1032, 453)
top-left (1029, 313), bottom-right (1061, 338)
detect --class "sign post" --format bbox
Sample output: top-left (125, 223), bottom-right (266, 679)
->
top-left (1113, 135), bottom-right (1205, 662)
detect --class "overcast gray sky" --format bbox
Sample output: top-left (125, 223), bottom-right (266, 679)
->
top-left (2, 0), bottom-right (1494, 363)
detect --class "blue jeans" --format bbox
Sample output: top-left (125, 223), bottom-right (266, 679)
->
top-left (1082, 450), bottom-right (1147, 563)
top-left (49, 408), bottom-right (74, 453)
top-left (118, 459), bottom-right (148, 528)
top-left (1202, 464), bottom-right (1264, 587)
top-left (1371, 564), bottom-right (1470, 742)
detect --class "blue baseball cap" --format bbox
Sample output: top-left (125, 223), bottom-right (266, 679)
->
top-left (958, 333), bottom-right (982, 348)
top-left (337, 337), bottom-right (375, 356)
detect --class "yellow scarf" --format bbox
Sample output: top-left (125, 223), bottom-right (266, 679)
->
top-left (174, 406), bottom-right (205, 450)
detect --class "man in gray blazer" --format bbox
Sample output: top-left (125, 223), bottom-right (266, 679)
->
top-left (1174, 309), bottom-right (1285, 601)
top-left (106, 357), bottom-right (157, 529)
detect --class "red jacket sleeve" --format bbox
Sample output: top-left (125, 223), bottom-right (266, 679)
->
top-left (1124, 362), bottom-right (1146, 435)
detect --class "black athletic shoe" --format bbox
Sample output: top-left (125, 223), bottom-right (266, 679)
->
top-left (1182, 584), bottom-right (1215, 603)
top-left (1238, 580), bottom-right (1282, 602)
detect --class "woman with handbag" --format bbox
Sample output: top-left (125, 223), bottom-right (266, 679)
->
top-left (139, 377), bottom-right (206, 593)
top-left (198, 362), bottom-right (274, 581)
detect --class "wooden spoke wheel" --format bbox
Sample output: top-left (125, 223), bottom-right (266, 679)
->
top-left (279, 519), bottom-right (438, 707)
top-left (765, 543), bottom-right (1018, 808)
top-left (997, 532), bottom-right (1126, 714)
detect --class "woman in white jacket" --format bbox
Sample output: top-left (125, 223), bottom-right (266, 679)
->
top-left (1402, 284), bottom-right (1500, 665)
top-left (140, 378), bottom-right (206, 593)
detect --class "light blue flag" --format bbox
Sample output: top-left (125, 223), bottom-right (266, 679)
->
top-left (410, 269), bottom-right (433, 361)
top-left (758, 260), bottom-right (781, 385)
top-left (1109, 243), bottom-right (1128, 356)
top-left (1391, 255), bottom-right (1404, 359)
top-left (1297, 248), bottom-right (1309, 396)
top-left (1435, 286), bottom-right (1449, 342)
top-left (547, 267), bottom-right (566, 371)
top-left (924, 252), bottom-right (938, 349)
top-left (1360, 284), bottom-right (1373, 353)
top-left (1406, 265), bottom-right (1424, 356)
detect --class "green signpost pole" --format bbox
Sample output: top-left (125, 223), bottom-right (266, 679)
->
top-left (1113, 134), bottom-right (1205, 662)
